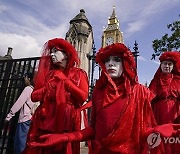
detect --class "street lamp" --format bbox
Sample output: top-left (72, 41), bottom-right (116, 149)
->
top-left (132, 40), bottom-right (139, 68)
top-left (86, 41), bottom-right (99, 99)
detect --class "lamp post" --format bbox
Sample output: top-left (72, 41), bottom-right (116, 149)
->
top-left (87, 41), bottom-right (97, 99)
top-left (132, 40), bottom-right (139, 68)
top-left (86, 41), bottom-right (100, 122)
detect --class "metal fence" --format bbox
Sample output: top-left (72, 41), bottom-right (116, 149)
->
top-left (0, 57), bottom-right (40, 154)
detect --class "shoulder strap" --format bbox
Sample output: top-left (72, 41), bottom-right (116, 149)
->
top-left (29, 85), bottom-right (34, 89)
top-left (25, 101), bottom-right (32, 110)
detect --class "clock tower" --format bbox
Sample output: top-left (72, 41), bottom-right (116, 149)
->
top-left (102, 6), bottom-right (124, 47)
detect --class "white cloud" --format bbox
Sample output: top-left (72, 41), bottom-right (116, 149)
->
top-left (0, 0), bottom-right (179, 59)
top-left (138, 56), bottom-right (146, 61)
top-left (126, 21), bottom-right (145, 34)
top-left (122, 0), bottom-right (180, 36)
top-left (0, 5), bottom-right (7, 13)
top-left (0, 33), bottom-right (41, 58)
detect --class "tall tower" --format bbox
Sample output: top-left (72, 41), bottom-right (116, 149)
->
top-left (102, 6), bottom-right (124, 47)
top-left (66, 9), bottom-right (93, 77)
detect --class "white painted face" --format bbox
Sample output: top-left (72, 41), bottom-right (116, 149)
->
top-left (50, 48), bottom-right (68, 69)
top-left (105, 56), bottom-right (123, 78)
top-left (161, 60), bottom-right (174, 74)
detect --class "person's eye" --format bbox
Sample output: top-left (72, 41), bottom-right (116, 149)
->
top-left (114, 57), bottom-right (121, 62)
top-left (54, 49), bottom-right (58, 53)
top-left (104, 58), bottom-right (110, 63)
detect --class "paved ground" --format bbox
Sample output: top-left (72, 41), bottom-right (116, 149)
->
top-left (80, 146), bottom-right (88, 154)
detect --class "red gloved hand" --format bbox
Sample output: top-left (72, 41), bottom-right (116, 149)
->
top-left (154, 123), bottom-right (180, 137)
top-left (29, 131), bottom-right (83, 147)
top-left (54, 70), bottom-right (67, 80)
top-left (29, 127), bottom-right (94, 148)
top-left (29, 133), bottom-right (69, 147)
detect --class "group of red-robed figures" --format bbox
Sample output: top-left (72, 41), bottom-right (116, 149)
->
top-left (22, 38), bottom-right (180, 154)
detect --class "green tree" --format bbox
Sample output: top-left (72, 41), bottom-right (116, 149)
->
top-left (151, 15), bottom-right (180, 60)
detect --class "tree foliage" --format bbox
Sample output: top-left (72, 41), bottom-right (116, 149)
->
top-left (151, 15), bottom-right (180, 60)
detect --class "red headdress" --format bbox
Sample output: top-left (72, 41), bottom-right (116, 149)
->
top-left (34, 38), bottom-right (80, 89)
top-left (95, 43), bottom-right (138, 107)
top-left (149, 51), bottom-right (180, 97)
top-left (96, 43), bottom-right (138, 87)
top-left (152, 51), bottom-right (180, 79)
top-left (159, 51), bottom-right (180, 75)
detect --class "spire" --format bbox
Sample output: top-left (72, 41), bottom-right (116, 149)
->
top-left (108, 5), bottom-right (118, 25)
top-left (110, 5), bottom-right (116, 19)
top-left (70, 9), bottom-right (88, 23)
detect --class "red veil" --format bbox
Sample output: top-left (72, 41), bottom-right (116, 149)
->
top-left (34, 38), bottom-right (80, 90)
top-left (95, 43), bottom-right (138, 107)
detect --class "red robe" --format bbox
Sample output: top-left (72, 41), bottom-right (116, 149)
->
top-left (149, 73), bottom-right (180, 153)
top-left (149, 73), bottom-right (180, 124)
top-left (87, 83), bottom-right (162, 154)
top-left (23, 68), bottom-right (88, 154)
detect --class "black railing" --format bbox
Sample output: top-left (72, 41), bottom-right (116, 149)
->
top-left (0, 57), bottom-right (40, 154)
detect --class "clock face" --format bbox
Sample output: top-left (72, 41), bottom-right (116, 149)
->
top-left (106, 37), bottom-right (114, 45)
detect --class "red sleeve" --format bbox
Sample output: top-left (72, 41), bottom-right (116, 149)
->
top-left (149, 78), bottom-right (157, 95)
top-left (67, 126), bottom-right (94, 141)
top-left (31, 87), bottom-right (46, 102)
top-left (65, 70), bottom-right (89, 104)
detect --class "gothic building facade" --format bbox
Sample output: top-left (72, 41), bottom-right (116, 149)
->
top-left (65, 9), bottom-right (93, 78)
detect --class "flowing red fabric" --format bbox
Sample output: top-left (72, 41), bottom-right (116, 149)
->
top-left (149, 51), bottom-right (180, 153)
top-left (85, 43), bottom-right (163, 153)
top-left (23, 38), bottom-right (88, 154)
top-left (100, 84), bottom-right (161, 153)
top-left (95, 43), bottom-right (138, 107)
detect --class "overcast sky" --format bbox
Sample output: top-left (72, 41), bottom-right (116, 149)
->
top-left (0, 0), bottom-right (179, 84)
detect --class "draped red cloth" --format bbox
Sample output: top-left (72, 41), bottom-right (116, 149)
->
top-left (23, 38), bottom-right (89, 154)
top-left (89, 83), bottom-right (164, 154)
top-left (149, 74), bottom-right (180, 154)
top-left (149, 51), bottom-right (180, 153)
top-left (86, 43), bottom-right (163, 153)
top-left (149, 73), bottom-right (180, 124)
top-left (23, 68), bottom-right (88, 154)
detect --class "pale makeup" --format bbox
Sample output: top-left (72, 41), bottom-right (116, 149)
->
top-left (105, 56), bottom-right (123, 78)
top-left (161, 60), bottom-right (174, 74)
top-left (50, 48), bottom-right (68, 69)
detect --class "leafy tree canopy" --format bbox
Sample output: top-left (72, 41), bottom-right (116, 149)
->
top-left (151, 15), bottom-right (180, 60)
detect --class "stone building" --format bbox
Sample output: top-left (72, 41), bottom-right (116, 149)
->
top-left (66, 9), bottom-right (93, 78)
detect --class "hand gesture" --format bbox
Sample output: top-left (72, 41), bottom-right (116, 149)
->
top-left (154, 123), bottom-right (180, 137)
top-left (29, 133), bottom-right (68, 147)
top-left (54, 70), bottom-right (67, 80)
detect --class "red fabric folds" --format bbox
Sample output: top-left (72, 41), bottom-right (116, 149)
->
top-left (101, 84), bottom-right (159, 153)
top-left (149, 51), bottom-right (180, 153)
top-left (23, 38), bottom-right (89, 154)
top-left (87, 43), bottom-right (162, 153)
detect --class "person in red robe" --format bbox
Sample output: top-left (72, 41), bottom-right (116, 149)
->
top-left (23, 38), bottom-right (89, 154)
top-left (149, 51), bottom-right (180, 153)
top-left (28, 43), bottom-right (180, 154)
